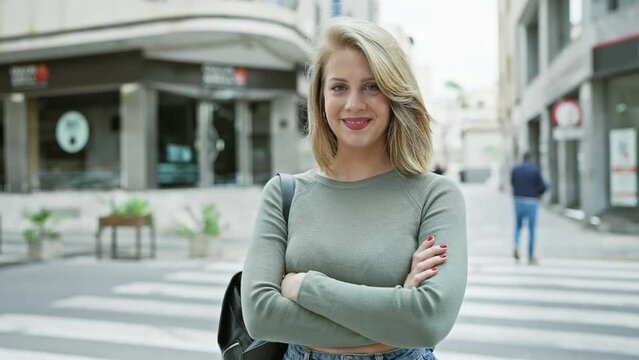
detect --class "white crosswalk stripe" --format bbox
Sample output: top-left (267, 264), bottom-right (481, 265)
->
top-left (0, 348), bottom-right (111, 360)
top-left (52, 295), bottom-right (220, 320)
top-left (165, 271), bottom-right (234, 284)
top-left (112, 281), bottom-right (225, 300)
top-left (447, 323), bottom-right (639, 357)
top-left (464, 285), bottom-right (639, 307)
top-left (0, 314), bottom-right (218, 353)
top-left (468, 273), bottom-right (639, 291)
top-left (459, 302), bottom-right (639, 329)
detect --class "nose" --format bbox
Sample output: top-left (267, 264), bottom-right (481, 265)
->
top-left (345, 91), bottom-right (366, 112)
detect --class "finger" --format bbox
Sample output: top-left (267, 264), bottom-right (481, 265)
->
top-left (417, 235), bottom-right (435, 252)
top-left (413, 267), bottom-right (439, 285)
top-left (415, 245), bottom-right (448, 262)
top-left (415, 254), bottom-right (447, 272)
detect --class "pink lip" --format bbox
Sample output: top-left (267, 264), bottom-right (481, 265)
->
top-left (343, 117), bottom-right (371, 130)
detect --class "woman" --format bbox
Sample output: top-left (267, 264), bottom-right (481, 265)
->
top-left (241, 17), bottom-right (467, 360)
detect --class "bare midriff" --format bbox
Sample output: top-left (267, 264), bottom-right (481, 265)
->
top-left (308, 343), bottom-right (396, 354)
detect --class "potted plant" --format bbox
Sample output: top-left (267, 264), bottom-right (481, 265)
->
top-left (96, 197), bottom-right (155, 259)
top-left (175, 203), bottom-right (221, 258)
top-left (23, 209), bottom-right (62, 261)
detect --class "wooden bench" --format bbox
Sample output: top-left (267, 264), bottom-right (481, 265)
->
top-left (96, 215), bottom-right (156, 259)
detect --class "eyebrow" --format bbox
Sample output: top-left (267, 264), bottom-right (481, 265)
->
top-left (327, 77), bottom-right (377, 83)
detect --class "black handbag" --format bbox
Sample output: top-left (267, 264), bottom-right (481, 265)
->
top-left (218, 173), bottom-right (295, 360)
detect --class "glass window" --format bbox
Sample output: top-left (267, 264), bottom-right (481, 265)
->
top-left (569, 0), bottom-right (583, 41)
top-left (37, 92), bottom-right (120, 190)
top-left (157, 92), bottom-right (198, 188)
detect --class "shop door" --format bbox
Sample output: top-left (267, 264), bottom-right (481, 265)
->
top-left (213, 102), bottom-right (237, 184)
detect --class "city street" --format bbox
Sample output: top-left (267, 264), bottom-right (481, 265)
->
top-left (0, 183), bottom-right (638, 360)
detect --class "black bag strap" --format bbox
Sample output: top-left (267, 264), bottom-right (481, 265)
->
top-left (277, 173), bottom-right (295, 223)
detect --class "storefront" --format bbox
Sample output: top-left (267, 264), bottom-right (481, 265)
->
top-left (593, 33), bottom-right (639, 223)
top-left (1, 50), bottom-right (300, 192)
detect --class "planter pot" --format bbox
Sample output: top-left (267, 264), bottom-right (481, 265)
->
top-left (189, 235), bottom-right (220, 258)
top-left (27, 239), bottom-right (62, 261)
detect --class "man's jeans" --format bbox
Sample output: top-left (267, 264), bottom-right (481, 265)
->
top-left (514, 197), bottom-right (539, 258)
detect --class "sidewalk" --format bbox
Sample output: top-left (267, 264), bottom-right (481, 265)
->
top-left (462, 184), bottom-right (639, 261)
top-left (1, 182), bottom-right (638, 268)
top-left (0, 230), bottom-right (251, 268)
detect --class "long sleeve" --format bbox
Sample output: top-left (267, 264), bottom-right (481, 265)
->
top-left (241, 176), bottom-right (376, 346)
top-left (295, 177), bottom-right (467, 348)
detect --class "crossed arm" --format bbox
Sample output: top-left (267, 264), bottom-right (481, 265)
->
top-left (241, 176), bottom-right (467, 348)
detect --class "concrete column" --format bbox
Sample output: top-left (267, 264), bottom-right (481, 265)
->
top-left (557, 140), bottom-right (570, 207)
top-left (119, 83), bottom-right (157, 190)
top-left (539, 109), bottom-right (552, 205)
top-left (27, 98), bottom-right (39, 190)
top-left (3, 94), bottom-right (29, 193)
top-left (538, 0), bottom-right (550, 71)
top-left (558, 139), bottom-right (580, 209)
top-left (197, 101), bottom-right (214, 187)
top-left (580, 80), bottom-right (608, 220)
top-left (235, 101), bottom-right (252, 186)
top-left (270, 95), bottom-right (299, 175)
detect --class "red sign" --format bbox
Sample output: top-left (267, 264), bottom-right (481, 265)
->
top-left (551, 99), bottom-right (582, 128)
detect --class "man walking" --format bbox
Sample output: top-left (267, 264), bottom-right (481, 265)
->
top-left (511, 152), bottom-right (547, 265)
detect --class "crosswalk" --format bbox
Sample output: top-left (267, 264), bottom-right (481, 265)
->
top-left (437, 256), bottom-right (639, 359)
top-left (0, 260), bottom-right (240, 360)
top-left (0, 257), bottom-right (638, 359)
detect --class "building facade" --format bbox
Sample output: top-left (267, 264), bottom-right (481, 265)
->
top-left (0, 0), bottom-right (378, 192)
top-left (498, 0), bottom-right (638, 232)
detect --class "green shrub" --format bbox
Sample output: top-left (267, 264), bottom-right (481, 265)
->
top-left (175, 203), bottom-right (221, 240)
top-left (22, 209), bottom-right (61, 243)
top-left (110, 197), bottom-right (151, 217)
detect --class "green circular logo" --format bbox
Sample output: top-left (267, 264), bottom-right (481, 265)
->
top-left (56, 111), bottom-right (90, 153)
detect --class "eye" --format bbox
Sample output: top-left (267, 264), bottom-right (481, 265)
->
top-left (364, 83), bottom-right (380, 92)
top-left (329, 84), bottom-right (347, 92)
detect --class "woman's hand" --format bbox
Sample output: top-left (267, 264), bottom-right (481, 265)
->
top-left (281, 272), bottom-right (306, 302)
top-left (403, 235), bottom-right (448, 289)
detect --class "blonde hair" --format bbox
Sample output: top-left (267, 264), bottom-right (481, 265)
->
top-left (307, 17), bottom-right (433, 176)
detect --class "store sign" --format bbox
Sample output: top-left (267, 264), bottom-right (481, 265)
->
top-left (9, 63), bottom-right (49, 88)
top-left (202, 65), bottom-right (248, 86)
top-left (551, 99), bottom-right (582, 128)
top-left (552, 127), bottom-right (583, 141)
top-left (609, 128), bottom-right (638, 207)
top-left (56, 111), bottom-right (90, 153)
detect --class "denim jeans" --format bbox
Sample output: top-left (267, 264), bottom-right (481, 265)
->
top-left (283, 344), bottom-right (436, 360)
top-left (514, 196), bottom-right (539, 257)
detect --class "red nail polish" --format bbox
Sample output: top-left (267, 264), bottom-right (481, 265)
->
top-left (440, 244), bottom-right (448, 248)
top-left (440, 254), bottom-right (447, 258)
top-left (427, 235), bottom-right (434, 241)
top-left (432, 267), bottom-right (438, 271)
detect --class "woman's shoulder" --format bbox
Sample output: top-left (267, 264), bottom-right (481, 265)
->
top-left (400, 172), bottom-right (464, 203)
top-left (262, 169), bottom-right (316, 195)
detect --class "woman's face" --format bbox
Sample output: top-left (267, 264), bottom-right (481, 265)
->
top-left (323, 47), bottom-right (391, 153)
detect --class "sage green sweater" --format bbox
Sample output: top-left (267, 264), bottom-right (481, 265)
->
top-left (241, 169), bottom-right (467, 349)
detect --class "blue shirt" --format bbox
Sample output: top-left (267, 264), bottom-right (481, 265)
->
top-left (511, 160), bottom-right (547, 198)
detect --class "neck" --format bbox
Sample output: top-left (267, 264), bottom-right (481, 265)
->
top-left (324, 145), bottom-right (394, 182)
